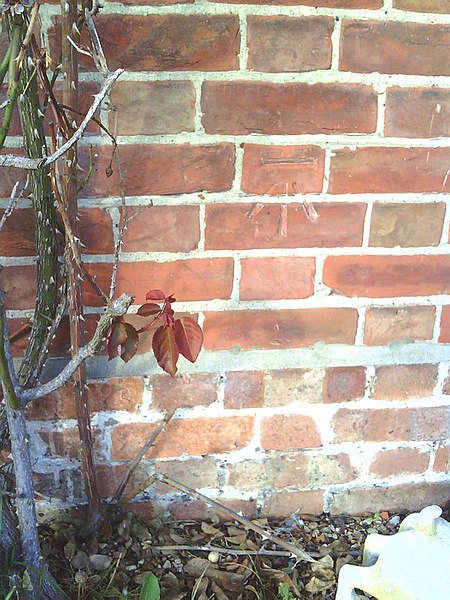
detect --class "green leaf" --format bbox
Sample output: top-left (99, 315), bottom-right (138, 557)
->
top-left (140, 573), bottom-right (160, 600)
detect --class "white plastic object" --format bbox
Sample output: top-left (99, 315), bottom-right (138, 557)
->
top-left (335, 505), bottom-right (450, 600)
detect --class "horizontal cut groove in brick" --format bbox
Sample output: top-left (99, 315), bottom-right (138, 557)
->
top-left (241, 145), bottom-right (325, 195)
top-left (440, 306), bottom-right (450, 343)
top-left (370, 448), bottom-right (430, 478)
top-left (203, 308), bottom-right (357, 350)
top-left (80, 144), bottom-right (235, 198)
top-left (83, 259), bottom-right (234, 306)
top-left (205, 203), bottom-right (366, 250)
top-left (261, 414), bottom-right (322, 450)
top-left (240, 257), bottom-right (315, 300)
top-left (369, 203), bottom-right (446, 248)
top-left (333, 406), bottom-right (450, 443)
top-left (340, 20), bottom-right (450, 76)
top-left (110, 81), bottom-right (196, 135)
top-left (49, 15), bottom-right (240, 71)
top-left (247, 16), bottom-right (333, 73)
top-left (211, 0), bottom-right (381, 6)
top-left (120, 206), bottom-right (200, 253)
top-left (329, 147), bottom-right (450, 194)
top-left (393, 0), bottom-right (450, 13)
top-left (372, 364), bottom-right (438, 401)
top-left (323, 255), bottom-right (450, 298)
top-left (364, 306), bottom-right (436, 346)
top-left (385, 88), bottom-right (450, 138)
top-left (111, 416), bottom-right (254, 459)
top-left (201, 82), bottom-right (377, 135)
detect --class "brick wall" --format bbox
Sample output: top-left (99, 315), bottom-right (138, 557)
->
top-left (2, 0), bottom-right (450, 518)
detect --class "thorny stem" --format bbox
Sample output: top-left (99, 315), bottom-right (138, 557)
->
top-left (0, 288), bottom-right (20, 409)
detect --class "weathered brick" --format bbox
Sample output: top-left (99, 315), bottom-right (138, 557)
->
top-left (263, 369), bottom-right (324, 406)
top-left (369, 203), bottom-right (445, 247)
top-left (433, 446), bottom-right (450, 472)
top-left (224, 371), bottom-right (264, 409)
top-left (241, 145), bottom-right (325, 195)
top-left (50, 15), bottom-right (239, 71)
top-left (0, 209), bottom-right (35, 256)
top-left (79, 208), bottom-right (114, 254)
top-left (203, 308), bottom-right (357, 350)
top-left (341, 20), bottom-right (450, 76)
top-left (83, 258), bottom-right (234, 307)
top-left (111, 416), bottom-right (254, 459)
top-left (240, 257), bottom-right (315, 301)
top-left (393, 0), bottom-right (450, 13)
top-left (329, 147), bottom-right (450, 194)
top-left (110, 81), bottom-right (195, 135)
top-left (212, 0), bottom-right (381, 7)
top-left (329, 482), bottom-right (450, 515)
top-left (81, 144), bottom-right (235, 198)
top-left (372, 364), bottom-right (438, 400)
top-left (323, 255), bottom-right (450, 297)
top-left (333, 407), bottom-right (449, 443)
top-left (364, 306), bottom-right (436, 346)
top-left (262, 490), bottom-right (324, 518)
top-left (96, 463), bottom-right (151, 498)
top-left (1, 265), bottom-right (35, 310)
top-left (202, 82), bottom-right (377, 134)
top-left (151, 373), bottom-right (218, 411)
top-left (247, 16), bottom-right (333, 72)
top-left (36, 428), bottom-right (100, 460)
top-left (168, 498), bottom-right (257, 520)
top-left (228, 453), bottom-right (309, 490)
top-left (443, 374), bottom-right (450, 396)
top-left (440, 306), bottom-right (450, 342)
top-left (370, 448), bottom-right (430, 478)
top-left (155, 457), bottom-right (219, 492)
top-left (205, 203), bottom-right (366, 250)
top-left (120, 206), bottom-right (200, 253)
top-left (261, 415), bottom-right (322, 450)
top-left (308, 453), bottom-right (356, 487)
top-left (385, 88), bottom-right (450, 138)
top-left (323, 367), bottom-right (366, 403)
top-left (0, 152), bottom-right (27, 198)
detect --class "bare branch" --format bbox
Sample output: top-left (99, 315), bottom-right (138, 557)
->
top-left (21, 292), bottom-right (134, 403)
top-left (84, 9), bottom-right (109, 76)
top-left (0, 178), bottom-right (28, 235)
top-left (0, 69), bottom-right (123, 170)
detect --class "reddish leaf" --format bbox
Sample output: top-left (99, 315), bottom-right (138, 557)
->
top-left (146, 289), bottom-right (166, 301)
top-left (152, 325), bottom-right (179, 377)
top-left (121, 323), bottom-right (139, 363)
top-left (107, 320), bottom-right (127, 360)
top-left (137, 303), bottom-right (161, 317)
top-left (174, 317), bottom-right (203, 363)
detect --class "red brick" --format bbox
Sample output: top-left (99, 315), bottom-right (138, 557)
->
top-left (323, 255), bottom-right (450, 298)
top-left (0, 152), bottom-right (27, 198)
top-left (212, 0), bottom-right (381, 6)
top-left (323, 367), bottom-right (366, 403)
top-left (96, 464), bottom-right (150, 498)
top-left (247, 16), bottom-right (333, 73)
top-left (370, 448), bottom-right (430, 478)
top-left (240, 257), bottom-right (315, 301)
top-left (393, 0), bottom-right (450, 13)
top-left (83, 258), bottom-right (234, 307)
top-left (340, 20), bottom-right (450, 76)
top-left (372, 364), bottom-right (438, 401)
top-left (121, 206), bottom-right (200, 253)
top-left (79, 208), bottom-right (114, 254)
top-left (263, 369), bottom-right (324, 406)
top-left (385, 88), bottom-right (450, 138)
top-left (224, 371), bottom-right (264, 409)
top-left (364, 306), bottom-right (436, 345)
top-left (1, 265), bottom-right (35, 310)
top-left (151, 373), bottom-right (218, 411)
top-left (262, 490), bottom-right (324, 518)
top-left (155, 457), bottom-right (219, 492)
top-left (333, 407), bottom-right (450, 443)
top-left (111, 416), bottom-right (254, 459)
top-left (36, 428), bottom-right (100, 460)
top-left (440, 306), bottom-right (450, 342)
top-left (433, 446), bottom-right (450, 472)
top-left (203, 308), bottom-right (357, 350)
top-left (241, 145), bottom-right (324, 195)
top-left (329, 147), bottom-right (450, 194)
top-left (110, 81), bottom-right (195, 135)
top-left (50, 15), bottom-right (239, 71)
top-left (0, 209), bottom-right (35, 256)
top-left (202, 82), bottom-right (377, 134)
top-left (369, 203), bottom-right (445, 248)
top-left (261, 414), bottom-right (322, 450)
top-left (81, 144), bottom-right (234, 198)
top-left (205, 203), bottom-right (366, 250)
top-left (44, 81), bottom-right (101, 135)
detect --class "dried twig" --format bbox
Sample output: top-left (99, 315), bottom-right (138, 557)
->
top-left (152, 473), bottom-right (315, 563)
top-left (151, 545), bottom-right (322, 558)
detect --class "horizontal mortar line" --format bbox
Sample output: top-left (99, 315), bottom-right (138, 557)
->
top-left (93, 69), bottom-right (450, 88)
top-left (41, 1), bottom-right (450, 24)
top-left (43, 341), bottom-right (450, 379)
